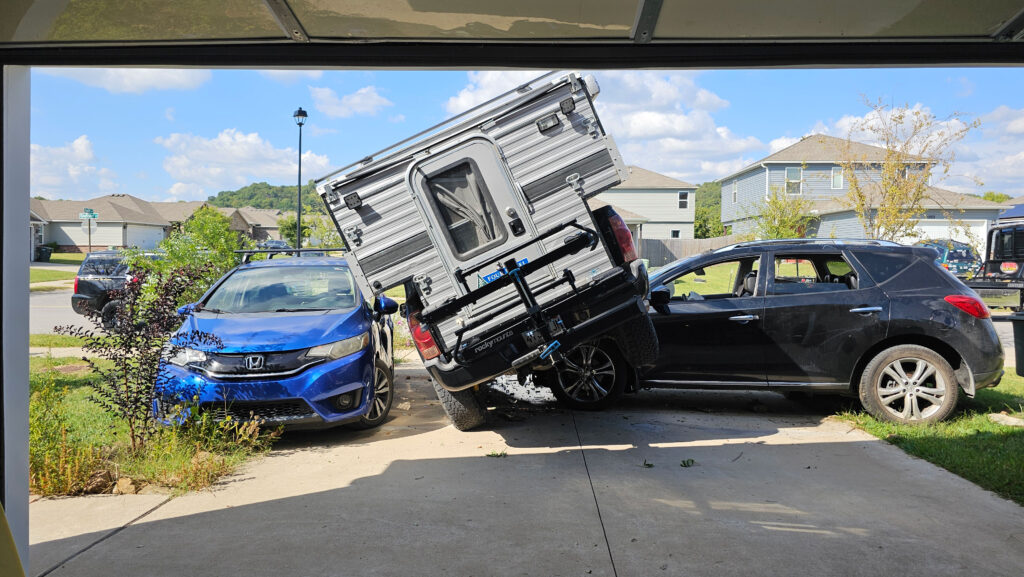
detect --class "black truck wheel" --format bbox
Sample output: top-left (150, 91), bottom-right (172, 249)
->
top-left (542, 341), bottom-right (627, 410)
top-left (431, 379), bottom-right (487, 431)
top-left (100, 300), bottom-right (122, 330)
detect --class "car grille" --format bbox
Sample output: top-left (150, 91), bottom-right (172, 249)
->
top-left (199, 349), bottom-right (322, 379)
top-left (200, 399), bottom-right (318, 423)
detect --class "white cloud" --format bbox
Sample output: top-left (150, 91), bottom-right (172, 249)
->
top-left (164, 107), bottom-right (175, 122)
top-left (389, 114), bottom-right (406, 123)
top-left (769, 136), bottom-right (801, 153)
top-left (31, 135), bottom-right (118, 199)
top-left (259, 70), bottom-right (323, 84)
top-left (39, 68), bottom-right (211, 94)
top-left (154, 129), bottom-right (331, 200)
top-left (310, 85), bottom-right (393, 118)
top-left (309, 125), bottom-right (339, 137)
top-left (445, 71), bottom-right (547, 115)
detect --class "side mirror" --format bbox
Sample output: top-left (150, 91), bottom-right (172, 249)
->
top-left (694, 268), bottom-right (706, 277)
top-left (650, 286), bottom-right (671, 307)
top-left (177, 302), bottom-right (198, 316)
top-left (375, 296), bottom-right (399, 315)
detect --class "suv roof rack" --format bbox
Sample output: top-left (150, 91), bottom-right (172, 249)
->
top-left (233, 248), bottom-right (345, 264)
top-left (715, 238), bottom-right (902, 253)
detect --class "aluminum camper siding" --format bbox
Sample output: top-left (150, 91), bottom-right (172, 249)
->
top-left (319, 75), bottom-right (625, 349)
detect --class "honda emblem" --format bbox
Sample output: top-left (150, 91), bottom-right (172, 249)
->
top-left (244, 355), bottom-right (265, 370)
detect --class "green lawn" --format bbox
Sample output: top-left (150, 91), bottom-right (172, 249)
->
top-left (45, 252), bottom-right (87, 266)
top-left (841, 373), bottom-right (1024, 506)
top-left (29, 334), bottom-right (87, 348)
top-left (29, 268), bottom-right (76, 283)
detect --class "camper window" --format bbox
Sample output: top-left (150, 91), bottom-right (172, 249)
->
top-left (427, 160), bottom-right (507, 259)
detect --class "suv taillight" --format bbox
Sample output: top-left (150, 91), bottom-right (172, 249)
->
top-left (408, 314), bottom-right (441, 360)
top-left (944, 295), bottom-right (990, 319)
top-left (73, 276), bottom-right (78, 294)
top-left (608, 213), bottom-right (637, 263)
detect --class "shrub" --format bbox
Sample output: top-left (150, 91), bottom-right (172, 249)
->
top-left (29, 372), bottom-right (101, 495)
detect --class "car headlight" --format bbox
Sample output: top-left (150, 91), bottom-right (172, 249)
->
top-left (167, 347), bottom-right (208, 367)
top-left (306, 332), bottom-right (369, 360)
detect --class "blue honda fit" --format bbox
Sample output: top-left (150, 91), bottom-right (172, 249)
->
top-left (157, 256), bottom-right (398, 430)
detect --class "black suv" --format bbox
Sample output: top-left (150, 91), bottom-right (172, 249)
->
top-left (643, 239), bottom-right (1003, 424)
top-left (71, 250), bottom-right (160, 328)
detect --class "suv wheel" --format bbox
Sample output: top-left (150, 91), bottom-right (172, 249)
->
top-left (101, 300), bottom-right (122, 330)
top-left (544, 341), bottom-right (626, 410)
top-left (859, 345), bottom-right (959, 424)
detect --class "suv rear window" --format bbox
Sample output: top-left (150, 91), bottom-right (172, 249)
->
top-left (78, 255), bottom-right (122, 276)
top-left (852, 251), bottom-right (908, 284)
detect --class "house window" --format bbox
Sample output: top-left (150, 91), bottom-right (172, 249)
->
top-left (785, 167), bottom-right (802, 194)
top-left (831, 167), bottom-right (843, 189)
top-left (671, 230), bottom-right (681, 239)
top-left (732, 181), bottom-right (738, 203)
top-left (678, 191), bottom-right (688, 209)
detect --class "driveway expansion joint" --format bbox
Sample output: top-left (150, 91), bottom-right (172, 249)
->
top-left (572, 411), bottom-right (619, 577)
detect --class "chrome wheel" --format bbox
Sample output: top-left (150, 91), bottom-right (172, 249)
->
top-left (558, 344), bottom-right (618, 403)
top-left (366, 365), bottom-right (391, 422)
top-left (875, 357), bottom-right (948, 422)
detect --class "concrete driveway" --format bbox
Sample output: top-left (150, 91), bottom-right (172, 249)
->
top-left (30, 366), bottom-right (1024, 577)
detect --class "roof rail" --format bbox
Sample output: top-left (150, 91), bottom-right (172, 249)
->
top-left (716, 238), bottom-right (904, 252)
top-left (233, 248), bottom-right (346, 264)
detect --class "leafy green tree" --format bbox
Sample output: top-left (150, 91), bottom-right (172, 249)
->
top-left (752, 186), bottom-right (814, 240)
top-left (982, 191), bottom-right (1011, 204)
top-left (277, 213), bottom-right (312, 248)
top-left (307, 216), bottom-right (344, 249)
top-left (127, 206), bottom-right (252, 304)
top-left (207, 181), bottom-right (324, 214)
top-left (694, 182), bottom-right (725, 239)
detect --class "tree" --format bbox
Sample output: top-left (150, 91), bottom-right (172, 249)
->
top-left (207, 181), bottom-right (324, 214)
top-left (126, 205), bottom-right (252, 304)
top-left (982, 191), bottom-right (1011, 204)
top-left (306, 216), bottom-right (344, 249)
top-left (277, 213), bottom-right (311, 248)
top-left (694, 182), bottom-right (725, 239)
top-left (838, 99), bottom-right (980, 241)
top-left (752, 186), bottom-right (814, 240)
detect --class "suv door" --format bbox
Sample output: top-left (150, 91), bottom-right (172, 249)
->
top-left (761, 250), bottom-right (890, 387)
top-left (645, 254), bottom-right (767, 385)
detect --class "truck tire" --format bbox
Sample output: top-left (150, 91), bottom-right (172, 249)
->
top-left (542, 340), bottom-right (627, 410)
top-left (431, 379), bottom-right (487, 431)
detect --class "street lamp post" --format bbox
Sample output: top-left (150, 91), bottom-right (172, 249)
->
top-left (293, 107), bottom-right (308, 250)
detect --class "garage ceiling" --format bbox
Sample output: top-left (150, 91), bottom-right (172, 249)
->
top-left (2, 0), bottom-right (1024, 66)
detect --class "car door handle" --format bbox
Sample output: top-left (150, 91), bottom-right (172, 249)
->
top-left (849, 306), bottom-right (883, 315)
top-left (728, 314), bottom-right (759, 323)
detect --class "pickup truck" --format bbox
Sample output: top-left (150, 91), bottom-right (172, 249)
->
top-left (316, 72), bottom-right (658, 429)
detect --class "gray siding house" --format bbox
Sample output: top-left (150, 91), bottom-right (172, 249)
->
top-left (719, 135), bottom-right (1002, 246)
top-left (596, 166), bottom-right (696, 240)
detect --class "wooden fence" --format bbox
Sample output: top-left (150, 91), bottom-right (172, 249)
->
top-left (639, 234), bottom-right (745, 268)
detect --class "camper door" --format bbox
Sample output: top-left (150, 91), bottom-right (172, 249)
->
top-left (410, 137), bottom-right (547, 294)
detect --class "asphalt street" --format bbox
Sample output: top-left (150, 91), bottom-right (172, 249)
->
top-left (29, 289), bottom-right (91, 335)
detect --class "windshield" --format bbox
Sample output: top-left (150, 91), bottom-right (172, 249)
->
top-left (203, 265), bottom-right (358, 314)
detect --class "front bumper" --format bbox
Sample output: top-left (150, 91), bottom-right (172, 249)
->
top-left (157, 348), bottom-right (377, 430)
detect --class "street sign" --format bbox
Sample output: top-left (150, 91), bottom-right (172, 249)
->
top-left (78, 212), bottom-right (98, 219)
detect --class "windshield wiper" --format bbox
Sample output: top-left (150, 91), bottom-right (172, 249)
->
top-left (198, 307), bottom-right (229, 314)
top-left (273, 307), bottom-right (330, 312)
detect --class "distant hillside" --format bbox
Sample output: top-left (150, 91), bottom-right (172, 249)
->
top-left (207, 181), bottom-right (325, 214)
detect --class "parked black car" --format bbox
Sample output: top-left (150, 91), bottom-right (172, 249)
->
top-left (71, 250), bottom-right (160, 328)
top-left (634, 239), bottom-right (1003, 424)
top-left (913, 238), bottom-right (980, 277)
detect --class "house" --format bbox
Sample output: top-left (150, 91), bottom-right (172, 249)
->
top-left (151, 200), bottom-right (209, 231)
top-left (31, 194), bottom-right (170, 253)
top-left (719, 135), bottom-right (1003, 246)
top-left (595, 166), bottom-right (696, 240)
top-left (216, 207), bottom-right (292, 241)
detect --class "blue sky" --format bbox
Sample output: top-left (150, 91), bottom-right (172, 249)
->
top-left (30, 67), bottom-right (1024, 202)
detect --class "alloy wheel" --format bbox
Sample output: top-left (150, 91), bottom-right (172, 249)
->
top-left (366, 365), bottom-right (391, 421)
top-left (558, 344), bottom-right (618, 403)
top-left (875, 357), bottom-right (948, 421)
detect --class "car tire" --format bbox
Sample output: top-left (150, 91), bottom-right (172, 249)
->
top-left (858, 344), bottom-right (960, 424)
top-left (431, 378), bottom-right (487, 431)
top-left (100, 300), bottom-right (122, 330)
top-left (347, 359), bottom-right (395, 430)
top-left (544, 341), bottom-right (627, 411)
